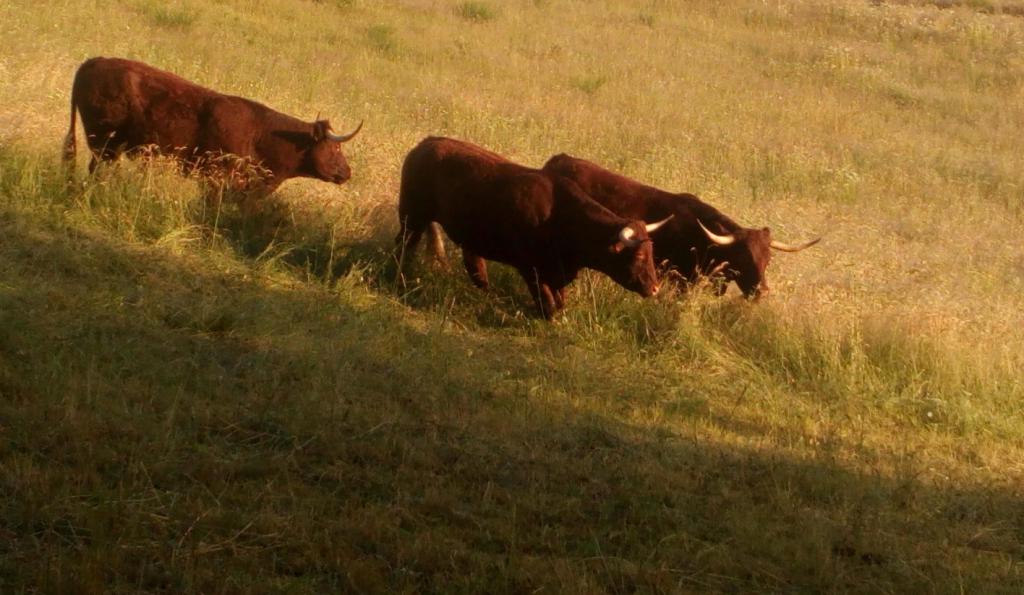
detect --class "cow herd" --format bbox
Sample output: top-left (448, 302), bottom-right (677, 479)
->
top-left (63, 57), bottom-right (820, 320)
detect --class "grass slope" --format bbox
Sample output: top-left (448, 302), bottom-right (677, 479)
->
top-left (1, 0), bottom-right (1023, 592)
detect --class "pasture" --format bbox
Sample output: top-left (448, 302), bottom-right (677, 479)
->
top-left (1, 0), bottom-right (1023, 592)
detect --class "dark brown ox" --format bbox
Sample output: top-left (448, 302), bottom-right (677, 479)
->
top-left (63, 57), bottom-right (362, 193)
top-left (542, 154), bottom-right (820, 298)
top-left (396, 137), bottom-right (671, 319)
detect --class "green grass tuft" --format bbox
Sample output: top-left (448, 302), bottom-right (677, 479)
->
top-left (365, 23), bottom-right (400, 56)
top-left (570, 73), bottom-right (609, 95)
top-left (455, 1), bottom-right (499, 22)
top-left (136, 1), bottom-right (199, 29)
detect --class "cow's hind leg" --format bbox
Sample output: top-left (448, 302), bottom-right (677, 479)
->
top-left (87, 149), bottom-right (114, 174)
top-left (395, 216), bottom-right (426, 261)
top-left (394, 214), bottom-right (432, 287)
top-left (86, 135), bottom-right (121, 174)
top-left (517, 267), bottom-right (559, 320)
top-left (462, 250), bottom-right (489, 290)
top-left (395, 179), bottom-right (432, 259)
top-left (553, 287), bottom-right (567, 310)
top-left (426, 222), bottom-right (449, 267)
top-left (87, 151), bottom-right (118, 174)
top-left (395, 174), bottom-right (438, 281)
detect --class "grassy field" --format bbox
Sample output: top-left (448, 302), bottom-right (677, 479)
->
top-left (1, 0), bottom-right (1023, 592)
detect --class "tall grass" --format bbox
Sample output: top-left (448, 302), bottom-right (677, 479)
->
top-left (1, 0), bottom-right (1023, 592)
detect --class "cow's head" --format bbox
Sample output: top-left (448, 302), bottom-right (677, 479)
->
top-left (605, 216), bottom-right (674, 298)
top-left (302, 119), bottom-right (362, 184)
top-left (698, 220), bottom-right (820, 298)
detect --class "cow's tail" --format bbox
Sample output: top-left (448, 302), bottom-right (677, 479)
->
top-left (62, 88), bottom-right (78, 166)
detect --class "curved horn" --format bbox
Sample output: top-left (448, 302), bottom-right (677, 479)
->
top-left (645, 214), bottom-right (673, 233)
top-left (619, 226), bottom-right (640, 247)
top-left (697, 219), bottom-right (735, 246)
top-left (770, 237), bottom-right (821, 252)
top-left (327, 120), bottom-right (363, 143)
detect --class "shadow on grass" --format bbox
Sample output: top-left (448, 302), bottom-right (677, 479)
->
top-left (0, 210), bottom-right (1021, 594)
top-left (212, 201), bottom-right (547, 329)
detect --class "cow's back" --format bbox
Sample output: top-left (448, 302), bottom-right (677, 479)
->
top-left (72, 57), bottom-right (221, 154)
top-left (400, 137), bottom-right (557, 265)
top-left (544, 153), bottom-right (675, 220)
top-left (544, 153), bottom-right (740, 232)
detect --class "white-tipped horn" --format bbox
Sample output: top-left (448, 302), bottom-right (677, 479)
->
top-left (327, 120), bottom-right (363, 143)
top-left (770, 237), bottom-right (821, 252)
top-left (697, 219), bottom-right (735, 246)
top-left (645, 214), bottom-right (673, 233)
top-left (619, 225), bottom-right (640, 247)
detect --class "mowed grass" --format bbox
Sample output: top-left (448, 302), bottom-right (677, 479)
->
top-left (1, 0), bottom-right (1023, 592)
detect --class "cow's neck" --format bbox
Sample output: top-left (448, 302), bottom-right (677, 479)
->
top-left (551, 189), bottom-right (622, 271)
top-left (255, 111), bottom-right (314, 180)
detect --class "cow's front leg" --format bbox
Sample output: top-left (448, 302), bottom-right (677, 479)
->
top-left (462, 250), bottom-right (489, 290)
top-left (518, 267), bottom-right (559, 320)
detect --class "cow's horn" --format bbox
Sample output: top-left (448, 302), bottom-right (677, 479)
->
top-left (770, 237), bottom-right (821, 252)
top-left (698, 219), bottom-right (735, 246)
top-left (619, 226), bottom-right (640, 247)
top-left (645, 215), bottom-right (673, 233)
top-left (327, 120), bottom-right (363, 143)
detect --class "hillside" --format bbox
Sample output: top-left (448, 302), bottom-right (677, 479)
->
top-left (1, 0), bottom-right (1023, 592)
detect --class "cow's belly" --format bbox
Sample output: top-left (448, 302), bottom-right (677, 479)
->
top-left (438, 219), bottom-right (532, 269)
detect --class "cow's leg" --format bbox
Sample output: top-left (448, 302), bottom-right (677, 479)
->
top-left (85, 130), bottom-right (122, 174)
top-left (88, 151), bottom-right (119, 173)
top-left (395, 218), bottom-right (424, 257)
top-left (553, 287), bottom-right (567, 310)
top-left (394, 214), bottom-right (429, 278)
top-left (462, 250), bottom-right (489, 290)
top-left (237, 189), bottom-right (278, 220)
top-left (518, 267), bottom-right (558, 320)
top-left (427, 222), bottom-right (448, 267)
top-left (234, 175), bottom-right (280, 219)
top-left (87, 147), bottom-right (116, 174)
top-left (395, 183), bottom-right (430, 255)
top-left (395, 178), bottom-right (437, 281)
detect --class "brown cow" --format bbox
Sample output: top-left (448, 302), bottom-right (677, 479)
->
top-left (542, 154), bottom-right (820, 298)
top-left (396, 137), bottom-right (671, 319)
top-left (63, 57), bottom-right (362, 193)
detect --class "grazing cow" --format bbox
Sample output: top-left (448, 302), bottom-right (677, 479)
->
top-left (395, 137), bottom-right (671, 318)
top-left (542, 154), bottom-right (820, 298)
top-left (63, 57), bottom-right (362, 193)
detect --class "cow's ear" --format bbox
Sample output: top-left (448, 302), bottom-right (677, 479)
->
top-left (312, 121), bottom-right (329, 142)
top-left (610, 241), bottom-right (626, 254)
